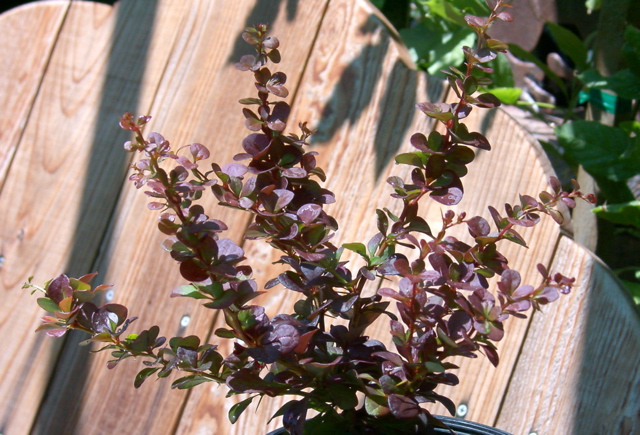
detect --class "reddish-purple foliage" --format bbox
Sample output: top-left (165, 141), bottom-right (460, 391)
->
top-left (26, 6), bottom-right (596, 434)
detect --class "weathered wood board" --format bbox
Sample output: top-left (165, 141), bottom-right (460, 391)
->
top-left (0, 1), bottom-right (637, 434)
top-left (497, 235), bottom-right (640, 434)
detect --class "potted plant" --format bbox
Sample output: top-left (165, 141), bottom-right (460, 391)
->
top-left (24, 1), bottom-right (594, 434)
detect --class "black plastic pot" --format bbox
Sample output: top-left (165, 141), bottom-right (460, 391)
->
top-left (423, 416), bottom-right (511, 434)
top-left (266, 416), bottom-right (511, 435)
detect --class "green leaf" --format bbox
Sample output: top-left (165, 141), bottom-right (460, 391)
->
top-left (364, 394), bottom-right (389, 417)
top-left (395, 152), bottom-right (424, 167)
top-left (555, 121), bottom-right (640, 197)
top-left (462, 76), bottom-right (478, 94)
top-left (585, 0), bottom-right (602, 13)
top-left (383, 207), bottom-right (399, 222)
top-left (376, 209), bottom-right (389, 236)
top-left (578, 68), bottom-right (640, 101)
top-left (593, 201), bottom-right (640, 229)
top-left (214, 327), bottom-right (236, 339)
top-left (199, 281), bottom-right (224, 298)
top-left (134, 367), bottom-right (160, 388)
top-left (238, 98), bottom-right (262, 105)
top-left (170, 284), bottom-right (207, 299)
top-left (546, 22), bottom-right (589, 71)
top-left (343, 242), bottom-right (368, 258)
top-left (503, 230), bottom-right (528, 248)
top-left (400, 24), bottom-right (475, 76)
top-left (69, 278), bottom-right (92, 292)
top-left (405, 217), bottom-right (433, 237)
top-left (621, 279), bottom-right (640, 306)
top-left (328, 384), bottom-right (358, 410)
top-left (485, 87), bottom-right (522, 104)
top-left (171, 375), bottom-right (210, 389)
top-left (203, 290), bottom-right (237, 309)
top-left (229, 397), bottom-right (254, 423)
top-left (479, 53), bottom-right (515, 88)
top-left (428, 131), bottom-right (443, 152)
top-left (425, 0), bottom-right (489, 26)
top-left (170, 335), bottom-right (200, 351)
top-left (623, 25), bottom-right (640, 77)
top-left (37, 297), bottom-right (60, 313)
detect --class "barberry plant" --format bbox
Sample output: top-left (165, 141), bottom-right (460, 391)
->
top-left (25, 1), bottom-right (595, 433)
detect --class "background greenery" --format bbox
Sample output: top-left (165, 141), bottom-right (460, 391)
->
top-left (373, 0), bottom-right (640, 307)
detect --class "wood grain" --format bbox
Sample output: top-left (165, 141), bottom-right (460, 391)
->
top-left (496, 235), bottom-right (640, 434)
top-left (0, 1), bottom-right (187, 433)
top-left (0, 1), bottom-right (70, 189)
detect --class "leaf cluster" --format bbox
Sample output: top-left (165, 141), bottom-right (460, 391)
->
top-left (26, 3), bottom-right (595, 434)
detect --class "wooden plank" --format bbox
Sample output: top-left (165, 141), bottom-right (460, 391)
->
top-left (496, 235), bottom-right (640, 434)
top-left (31, 1), bottom-right (331, 434)
top-left (0, 1), bottom-right (184, 434)
top-left (0, 1), bottom-right (69, 189)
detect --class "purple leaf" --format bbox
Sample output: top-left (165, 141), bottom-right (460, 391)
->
top-left (263, 36), bottom-right (279, 49)
top-left (270, 101), bottom-right (290, 123)
top-left (278, 272), bottom-right (306, 293)
top-left (190, 143), bottom-right (210, 161)
top-left (267, 83), bottom-right (289, 98)
top-left (242, 133), bottom-right (270, 157)
top-left (448, 310), bottom-right (472, 340)
top-left (235, 54), bottom-right (256, 71)
top-left (274, 189), bottom-right (294, 210)
top-left (496, 11), bottom-right (513, 22)
top-left (411, 168), bottom-right (426, 188)
top-left (467, 216), bottom-right (490, 237)
top-left (268, 323), bottom-right (300, 354)
top-left (283, 399), bottom-right (308, 435)
top-left (475, 92), bottom-right (502, 108)
top-left (47, 274), bottom-right (71, 304)
top-left (297, 203), bottom-right (322, 224)
top-left (226, 369), bottom-right (288, 395)
top-left (512, 284), bottom-right (535, 299)
top-left (148, 202), bottom-right (165, 210)
top-left (430, 185), bottom-right (463, 206)
top-left (388, 394), bottom-right (420, 419)
top-left (282, 167), bottom-right (307, 178)
top-left (222, 163), bottom-right (248, 177)
top-left (179, 258), bottom-right (209, 282)
top-left (536, 286), bottom-right (559, 304)
top-left (500, 269), bottom-right (521, 294)
top-left (246, 344), bottom-right (281, 363)
top-left (481, 343), bottom-right (500, 367)
top-left (537, 263), bottom-right (549, 279)
top-left (509, 299), bottom-right (532, 312)
top-left (464, 14), bottom-right (488, 27)
top-left (410, 133), bottom-right (429, 152)
top-left (217, 238), bottom-right (244, 261)
top-left (378, 287), bottom-right (402, 301)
